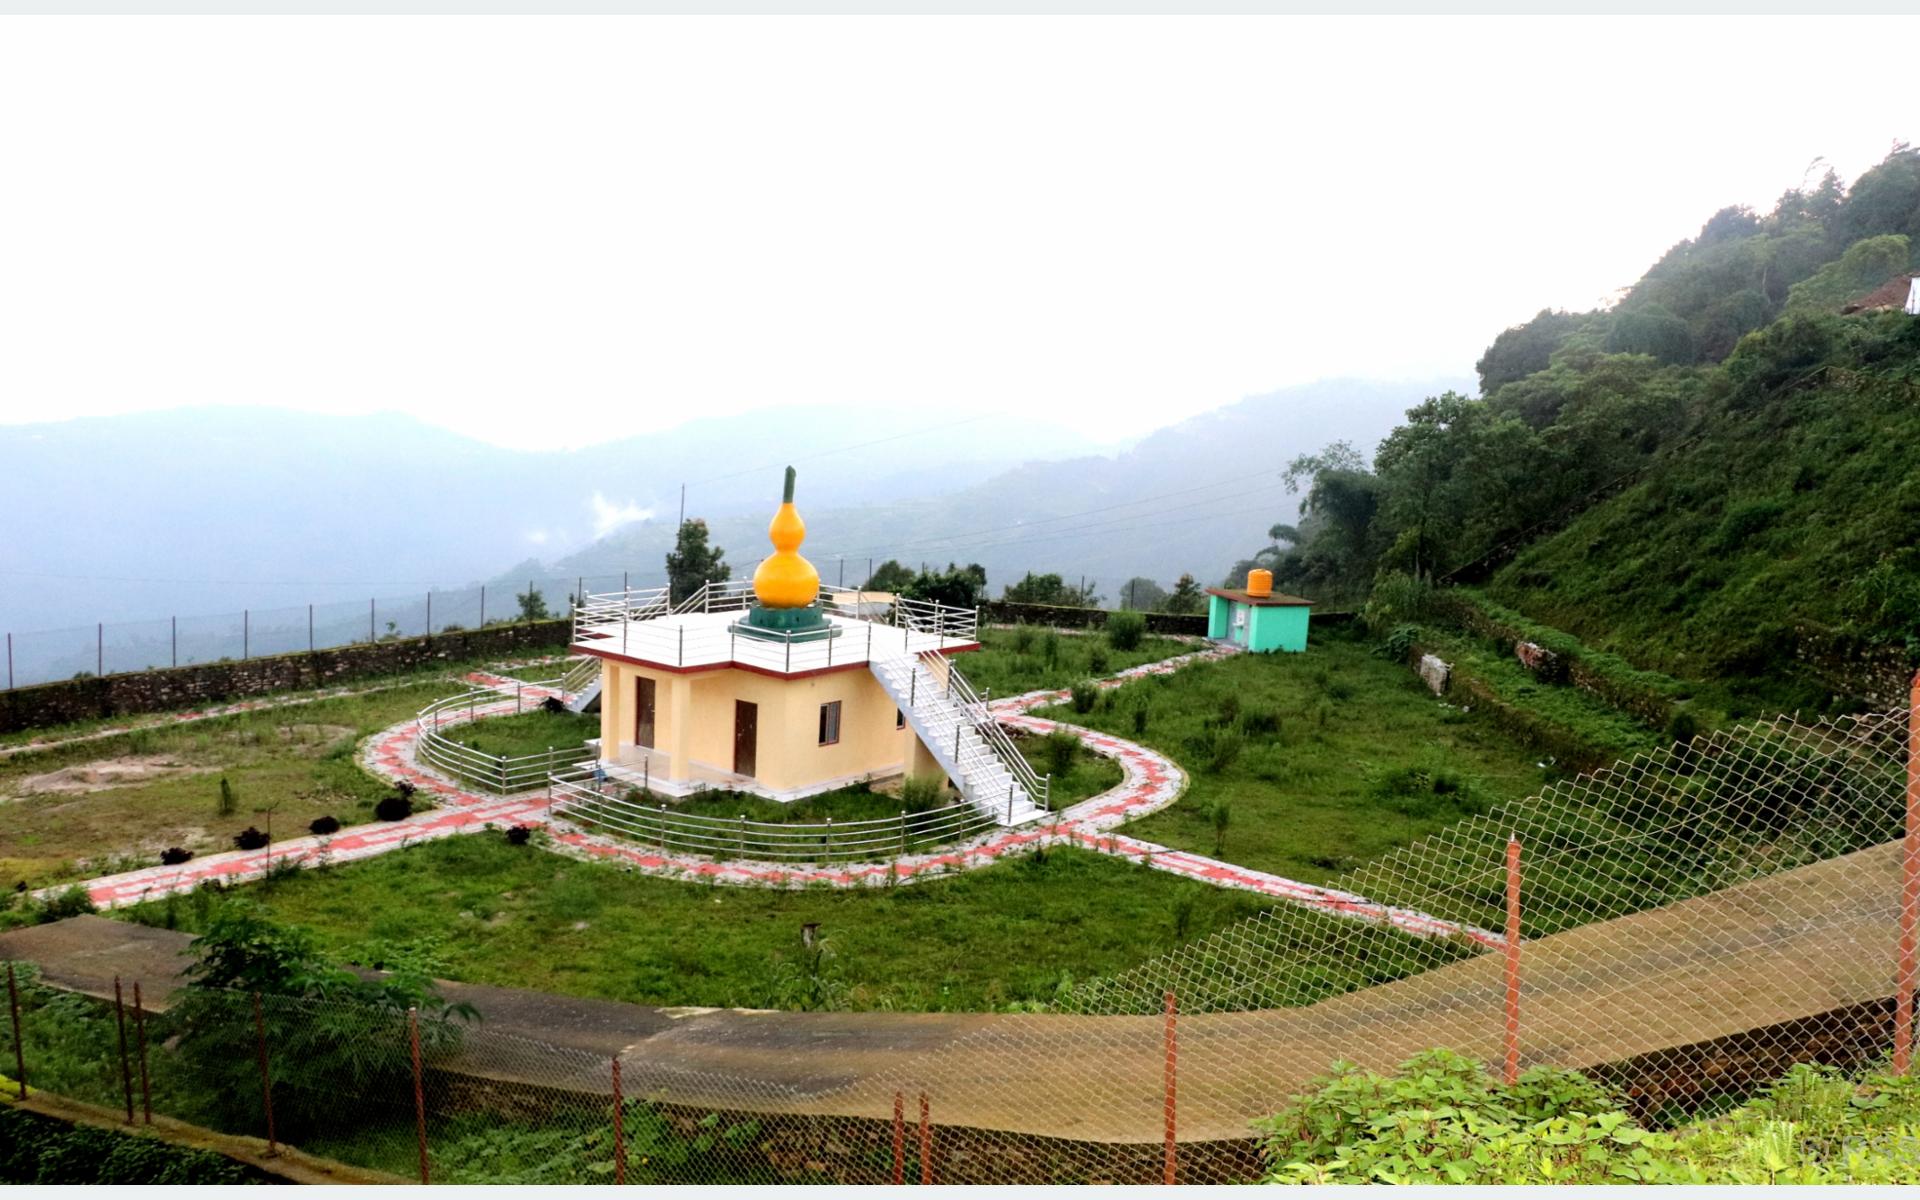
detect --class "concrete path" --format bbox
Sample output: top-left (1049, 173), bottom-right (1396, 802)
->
top-left (5, 839), bottom-right (1900, 1144)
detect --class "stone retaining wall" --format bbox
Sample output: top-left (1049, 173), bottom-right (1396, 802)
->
top-left (0, 620), bottom-right (572, 735)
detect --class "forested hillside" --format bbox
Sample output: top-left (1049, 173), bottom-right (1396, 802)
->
top-left (1258, 147), bottom-right (1920, 707)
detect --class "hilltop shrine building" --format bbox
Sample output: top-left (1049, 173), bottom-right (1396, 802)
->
top-left (566, 469), bottom-right (1048, 822)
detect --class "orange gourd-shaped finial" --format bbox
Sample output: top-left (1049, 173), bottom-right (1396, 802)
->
top-left (752, 466), bottom-right (820, 609)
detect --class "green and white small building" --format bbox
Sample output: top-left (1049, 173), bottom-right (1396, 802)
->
top-left (1207, 571), bottom-right (1312, 653)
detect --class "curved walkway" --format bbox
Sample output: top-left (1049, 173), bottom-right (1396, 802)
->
top-left (54, 652), bottom-right (1498, 945)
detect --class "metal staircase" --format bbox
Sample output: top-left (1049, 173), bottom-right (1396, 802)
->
top-left (869, 651), bottom-right (1049, 826)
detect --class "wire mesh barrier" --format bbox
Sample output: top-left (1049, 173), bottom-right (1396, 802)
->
top-left (3, 572), bottom-right (647, 690)
top-left (4, 694), bottom-right (1918, 1183)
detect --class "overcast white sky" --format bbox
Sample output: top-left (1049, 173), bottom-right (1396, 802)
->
top-left (0, 15), bottom-right (1911, 450)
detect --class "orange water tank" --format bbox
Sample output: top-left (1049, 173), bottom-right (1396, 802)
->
top-left (1246, 569), bottom-right (1272, 597)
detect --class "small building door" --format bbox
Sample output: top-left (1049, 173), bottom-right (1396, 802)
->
top-left (734, 700), bottom-right (758, 777)
top-left (634, 677), bottom-right (656, 748)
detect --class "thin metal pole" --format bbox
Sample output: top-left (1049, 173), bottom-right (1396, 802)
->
top-left (409, 1007), bottom-right (429, 1183)
top-left (171, 617), bottom-right (177, 668)
top-left (113, 976), bottom-right (134, 1123)
top-left (253, 993), bottom-right (277, 1153)
top-left (612, 1055), bottom-right (626, 1184)
top-left (1504, 836), bottom-right (1523, 1086)
top-left (678, 484), bottom-right (685, 529)
top-left (1898, 670), bottom-right (1920, 1073)
top-left (370, 598), bottom-right (376, 644)
top-left (5, 963), bottom-right (22, 1099)
top-left (480, 585), bottom-right (486, 628)
top-left (5, 632), bottom-right (11, 690)
top-left (97, 623), bottom-right (102, 676)
top-left (918, 1092), bottom-right (932, 1185)
top-left (891, 1091), bottom-right (905, 1184)
top-left (1163, 989), bottom-right (1178, 1184)
top-left (306, 606), bottom-right (313, 654)
top-left (243, 610), bottom-right (249, 660)
top-left (527, 580), bottom-right (534, 625)
top-left (426, 591), bottom-right (432, 638)
top-left (132, 981), bottom-right (152, 1123)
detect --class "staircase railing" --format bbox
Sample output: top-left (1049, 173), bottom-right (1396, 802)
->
top-left (931, 652), bottom-right (1050, 812)
top-left (560, 655), bottom-right (598, 699)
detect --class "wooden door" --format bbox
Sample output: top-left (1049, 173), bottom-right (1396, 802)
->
top-left (634, 677), bottom-right (656, 748)
top-left (733, 700), bottom-right (758, 777)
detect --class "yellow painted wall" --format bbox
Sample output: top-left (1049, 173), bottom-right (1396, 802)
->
top-left (596, 658), bottom-right (917, 792)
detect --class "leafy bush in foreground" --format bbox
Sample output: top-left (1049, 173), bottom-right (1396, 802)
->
top-left (1257, 1049), bottom-right (1920, 1185)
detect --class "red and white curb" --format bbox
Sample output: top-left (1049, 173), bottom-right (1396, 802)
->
top-left (57, 647), bottom-right (1498, 943)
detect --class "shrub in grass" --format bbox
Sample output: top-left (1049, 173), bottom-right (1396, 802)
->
top-left (505, 824), bottom-right (534, 846)
top-left (1070, 681), bottom-right (1099, 713)
top-left (159, 847), bottom-right (194, 865)
top-left (232, 826), bottom-right (269, 851)
top-left (899, 773), bottom-right (946, 813)
top-left (1041, 729), bottom-right (1080, 777)
top-left (1087, 645), bottom-right (1110, 675)
top-left (1010, 625), bottom-right (1036, 655)
top-left (1326, 679), bottom-right (1356, 702)
top-left (1666, 707), bottom-right (1700, 746)
top-left (1240, 707), bottom-right (1281, 736)
top-left (1210, 800), bottom-right (1231, 856)
top-left (1131, 705), bottom-right (1149, 735)
top-left (1368, 765), bottom-right (1483, 819)
top-left (1187, 726), bottom-right (1245, 775)
top-left (541, 696), bottom-right (567, 715)
top-left (216, 777), bottom-right (238, 817)
top-left (1106, 610), bottom-right (1146, 652)
top-left (36, 886), bottom-right (95, 922)
top-left (1040, 630), bottom-right (1062, 668)
top-left (375, 793), bottom-right (414, 822)
top-left (308, 815), bottom-right (341, 836)
top-left (1215, 694), bottom-right (1241, 727)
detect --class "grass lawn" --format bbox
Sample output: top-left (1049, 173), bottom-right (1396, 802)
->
top-left (0, 675), bottom-right (482, 895)
top-left (1042, 625), bottom-right (1561, 883)
top-left (956, 626), bottom-right (1195, 698)
top-left (119, 835), bottom-right (1271, 1012)
top-left (442, 708), bottom-right (599, 759)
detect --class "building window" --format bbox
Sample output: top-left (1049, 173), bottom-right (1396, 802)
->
top-left (895, 707), bottom-right (906, 730)
top-left (819, 700), bottom-right (842, 746)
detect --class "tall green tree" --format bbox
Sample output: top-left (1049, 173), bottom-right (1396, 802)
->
top-left (665, 518), bottom-right (730, 605)
top-left (862, 559), bottom-right (915, 592)
top-left (1162, 573), bottom-right (1205, 615)
top-left (1118, 576), bottom-right (1169, 611)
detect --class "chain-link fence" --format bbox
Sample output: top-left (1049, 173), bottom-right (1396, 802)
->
top-left (5, 696), bottom-right (1918, 1182)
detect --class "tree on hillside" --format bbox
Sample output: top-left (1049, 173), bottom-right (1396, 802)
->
top-left (904, 562), bottom-right (987, 609)
top-left (516, 586), bottom-right (550, 622)
top-left (862, 559), bottom-right (916, 593)
top-left (1119, 576), bottom-right (1168, 611)
top-left (1002, 571), bottom-right (1101, 608)
top-left (665, 519), bottom-right (730, 605)
top-left (1162, 574), bottom-right (1204, 615)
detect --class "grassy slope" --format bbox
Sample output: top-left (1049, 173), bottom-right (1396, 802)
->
top-left (957, 627), bottom-right (1196, 697)
top-left (0, 674), bottom-right (480, 892)
top-left (1488, 363), bottom-right (1920, 712)
top-left (124, 837), bottom-right (1269, 1012)
top-left (1055, 626), bottom-right (1558, 881)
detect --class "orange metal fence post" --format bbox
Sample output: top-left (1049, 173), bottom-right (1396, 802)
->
top-left (252, 993), bottom-right (277, 1153)
top-left (112, 976), bottom-right (134, 1124)
top-left (409, 1007), bottom-right (430, 1184)
top-left (1504, 837), bottom-right (1523, 1086)
top-left (1163, 988), bottom-right (1178, 1184)
top-left (918, 1092), bottom-right (932, 1185)
top-left (7, 963), bottom-right (25, 1100)
top-left (132, 982), bottom-right (152, 1124)
top-left (891, 1092), bottom-right (905, 1185)
top-left (1898, 670), bottom-right (1920, 1074)
top-left (611, 1056), bottom-right (626, 1185)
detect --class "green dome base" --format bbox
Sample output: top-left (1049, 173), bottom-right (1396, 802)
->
top-left (730, 603), bottom-right (843, 644)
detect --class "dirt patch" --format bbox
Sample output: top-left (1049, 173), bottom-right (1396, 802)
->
top-left (8, 755), bottom-right (214, 798)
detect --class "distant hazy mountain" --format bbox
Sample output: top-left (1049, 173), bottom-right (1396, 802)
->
top-left (533, 377), bottom-right (1468, 603)
top-left (0, 405), bottom-right (1099, 636)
